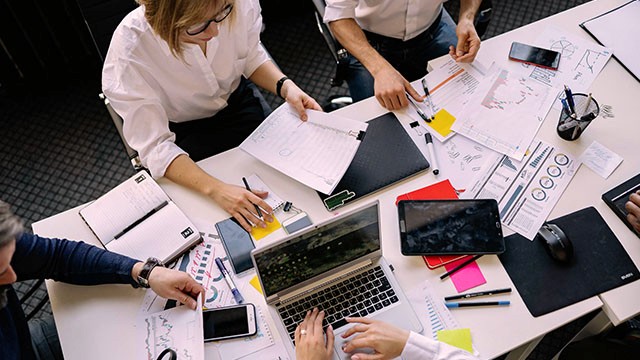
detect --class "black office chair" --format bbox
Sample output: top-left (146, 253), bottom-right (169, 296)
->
top-left (310, 0), bottom-right (493, 88)
top-left (19, 279), bottom-right (49, 321)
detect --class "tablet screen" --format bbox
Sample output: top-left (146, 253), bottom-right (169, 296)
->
top-left (398, 199), bottom-right (505, 255)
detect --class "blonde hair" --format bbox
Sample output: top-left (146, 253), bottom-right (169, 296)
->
top-left (136, 0), bottom-right (235, 58)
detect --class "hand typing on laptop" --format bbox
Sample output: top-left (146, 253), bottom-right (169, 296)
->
top-left (625, 191), bottom-right (640, 233)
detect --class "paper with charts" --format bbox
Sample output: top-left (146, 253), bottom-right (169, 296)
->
top-left (505, 25), bottom-right (612, 108)
top-left (138, 295), bottom-right (204, 360)
top-left (452, 65), bottom-right (556, 161)
top-left (462, 139), bottom-right (579, 240)
top-left (240, 105), bottom-right (368, 195)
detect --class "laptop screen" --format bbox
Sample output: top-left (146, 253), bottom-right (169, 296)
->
top-left (254, 203), bottom-right (380, 297)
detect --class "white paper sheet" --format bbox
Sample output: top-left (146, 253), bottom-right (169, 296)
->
top-left (462, 139), bottom-right (580, 240)
top-left (579, 140), bottom-right (623, 179)
top-left (452, 66), bottom-right (556, 160)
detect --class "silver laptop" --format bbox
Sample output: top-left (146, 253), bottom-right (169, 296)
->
top-left (252, 201), bottom-right (423, 359)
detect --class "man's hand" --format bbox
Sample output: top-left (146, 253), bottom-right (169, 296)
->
top-left (341, 317), bottom-right (409, 359)
top-left (209, 183), bottom-right (274, 232)
top-left (373, 64), bottom-right (424, 111)
top-left (449, 18), bottom-right (481, 63)
top-left (295, 308), bottom-right (335, 360)
top-left (626, 191), bottom-right (640, 233)
top-left (282, 81), bottom-right (323, 121)
top-left (132, 265), bottom-right (205, 310)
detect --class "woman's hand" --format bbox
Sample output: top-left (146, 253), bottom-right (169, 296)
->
top-left (209, 182), bottom-right (274, 232)
top-left (282, 81), bottom-right (322, 121)
top-left (341, 317), bottom-right (409, 360)
top-left (295, 308), bottom-right (335, 360)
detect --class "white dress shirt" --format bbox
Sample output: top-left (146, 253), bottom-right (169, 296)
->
top-left (102, 0), bottom-right (269, 178)
top-left (401, 331), bottom-right (479, 359)
top-left (323, 0), bottom-right (445, 41)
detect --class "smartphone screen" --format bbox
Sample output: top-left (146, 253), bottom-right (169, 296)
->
top-left (509, 42), bottom-right (561, 70)
top-left (203, 304), bottom-right (257, 341)
top-left (215, 218), bottom-right (255, 274)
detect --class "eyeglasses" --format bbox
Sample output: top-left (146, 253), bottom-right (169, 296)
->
top-left (186, 3), bottom-right (233, 36)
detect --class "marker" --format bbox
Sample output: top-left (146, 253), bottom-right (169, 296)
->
top-left (445, 288), bottom-right (512, 301)
top-left (564, 85), bottom-right (576, 117)
top-left (215, 257), bottom-right (244, 304)
top-left (445, 301), bottom-right (510, 308)
top-left (440, 254), bottom-right (483, 280)
top-left (406, 93), bottom-right (431, 122)
top-left (242, 177), bottom-right (263, 218)
top-left (424, 133), bottom-right (440, 175)
top-left (421, 78), bottom-right (437, 120)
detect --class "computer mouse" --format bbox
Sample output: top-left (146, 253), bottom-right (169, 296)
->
top-left (536, 223), bottom-right (574, 263)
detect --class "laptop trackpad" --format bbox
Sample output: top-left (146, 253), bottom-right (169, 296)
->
top-left (332, 307), bottom-right (414, 359)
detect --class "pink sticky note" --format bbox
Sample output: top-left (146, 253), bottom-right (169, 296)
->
top-left (444, 257), bottom-right (486, 292)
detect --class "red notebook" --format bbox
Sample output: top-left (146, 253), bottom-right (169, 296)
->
top-left (395, 180), bottom-right (470, 269)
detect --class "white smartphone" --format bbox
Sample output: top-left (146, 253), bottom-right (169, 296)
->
top-left (202, 304), bottom-right (257, 342)
top-left (282, 212), bottom-right (312, 234)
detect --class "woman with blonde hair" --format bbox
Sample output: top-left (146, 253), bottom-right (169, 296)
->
top-left (103, 0), bottom-right (321, 231)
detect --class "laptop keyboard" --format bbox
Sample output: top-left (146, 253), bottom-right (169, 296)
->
top-left (276, 265), bottom-right (399, 342)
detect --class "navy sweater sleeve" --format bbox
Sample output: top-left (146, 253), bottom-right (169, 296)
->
top-left (12, 233), bottom-right (140, 287)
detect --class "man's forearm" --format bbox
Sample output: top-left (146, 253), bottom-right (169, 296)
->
top-left (459, 0), bottom-right (482, 22)
top-left (328, 18), bottom-right (391, 77)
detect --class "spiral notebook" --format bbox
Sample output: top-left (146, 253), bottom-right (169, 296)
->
top-left (319, 112), bottom-right (430, 211)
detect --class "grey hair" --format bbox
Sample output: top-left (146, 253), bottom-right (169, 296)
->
top-left (0, 200), bottom-right (23, 248)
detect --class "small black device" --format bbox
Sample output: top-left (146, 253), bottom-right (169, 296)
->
top-left (398, 199), bottom-right (505, 255)
top-left (215, 218), bottom-right (255, 274)
top-left (536, 223), bottom-right (574, 263)
top-left (508, 42), bottom-right (561, 70)
top-left (202, 304), bottom-right (257, 341)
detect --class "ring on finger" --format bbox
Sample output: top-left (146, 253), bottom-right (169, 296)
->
top-left (300, 329), bottom-right (307, 335)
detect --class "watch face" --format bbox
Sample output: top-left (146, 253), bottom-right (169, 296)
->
top-left (137, 276), bottom-right (150, 288)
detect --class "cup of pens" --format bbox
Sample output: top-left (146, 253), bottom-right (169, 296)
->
top-left (557, 92), bottom-right (599, 141)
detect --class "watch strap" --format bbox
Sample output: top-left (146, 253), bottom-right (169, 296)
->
top-left (276, 76), bottom-right (290, 99)
top-left (137, 257), bottom-right (164, 288)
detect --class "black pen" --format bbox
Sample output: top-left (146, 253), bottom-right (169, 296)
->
top-left (406, 93), bottom-right (431, 122)
top-left (445, 301), bottom-right (510, 308)
top-left (440, 254), bottom-right (483, 280)
top-left (113, 200), bottom-right (169, 241)
top-left (564, 85), bottom-right (576, 117)
top-left (424, 133), bottom-right (440, 175)
top-left (445, 288), bottom-right (512, 301)
top-left (242, 177), bottom-right (262, 218)
top-left (421, 78), bottom-right (436, 120)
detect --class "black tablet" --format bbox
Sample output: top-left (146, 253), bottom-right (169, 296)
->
top-left (398, 199), bottom-right (505, 255)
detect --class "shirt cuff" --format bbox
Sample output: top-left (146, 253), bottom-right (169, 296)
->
top-left (401, 331), bottom-right (439, 359)
top-left (323, 6), bottom-right (357, 24)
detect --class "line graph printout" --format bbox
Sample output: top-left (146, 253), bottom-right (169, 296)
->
top-left (462, 139), bottom-right (579, 240)
top-left (139, 295), bottom-right (204, 360)
top-left (240, 105), bottom-right (368, 194)
top-left (452, 66), bottom-right (555, 160)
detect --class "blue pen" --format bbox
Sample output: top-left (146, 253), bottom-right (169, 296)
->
top-left (215, 257), bottom-right (244, 304)
top-left (445, 300), bottom-right (510, 308)
top-left (560, 98), bottom-right (571, 116)
top-left (564, 85), bottom-right (576, 115)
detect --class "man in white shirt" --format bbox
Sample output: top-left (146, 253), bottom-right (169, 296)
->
top-left (103, 0), bottom-right (321, 232)
top-left (295, 308), bottom-right (478, 360)
top-left (324, 0), bottom-right (482, 110)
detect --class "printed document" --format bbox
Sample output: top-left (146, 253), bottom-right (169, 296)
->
top-left (452, 65), bottom-right (556, 160)
top-left (462, 139), bottom-right (580, 240)
top-left (240, 105), bottom-right (368, 194)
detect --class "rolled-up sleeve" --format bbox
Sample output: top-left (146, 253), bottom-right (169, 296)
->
top-left (103, 59), bottom-right (186, 178)
top-left (243, 0), bottom-right (270, 77)
top-left (323, 0), bottom-right (358, 23)
top-left (401, 331), bottom-right (479, 360)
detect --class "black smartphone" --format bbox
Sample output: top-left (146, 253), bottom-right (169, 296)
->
top-left (215, 217), bottom-right (255, 274)
top-left (398, 199), bottom-right (505, 255)
top-left (203, 304), bottom-right (257, 342)
top-left (508, 42), bottom-right (561, 70)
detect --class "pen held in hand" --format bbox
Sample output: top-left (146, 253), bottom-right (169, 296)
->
top-left (242, 176), bottom-right (263, 219)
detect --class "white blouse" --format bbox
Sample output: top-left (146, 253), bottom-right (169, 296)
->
top-left (401, 331), bottom-right (479, 359)
top-left (102, 0), bottom-right (269, 177)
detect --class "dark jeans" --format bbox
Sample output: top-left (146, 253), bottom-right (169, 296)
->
top-left (29, 317), bottom-right (63, 360)
top-left (346, 9), bottom-right (459, 102)
top-left (169, 77), bottom-right (270, 162)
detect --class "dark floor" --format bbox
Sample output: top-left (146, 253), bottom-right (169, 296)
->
top-left (1, 1), bottom-right (605, 359)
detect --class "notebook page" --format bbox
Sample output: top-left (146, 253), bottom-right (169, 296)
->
top-left (240, 105), bottom-right (368, 194)
top-left (107, 202), bottom-right (198, 262)
top-left (80, 171), bottom-right (169, 242)
top-left (245, 173), bottom-right (284, 211)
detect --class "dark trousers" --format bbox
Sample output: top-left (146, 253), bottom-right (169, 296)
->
top-left (169, 78), bottom-right (269, 162)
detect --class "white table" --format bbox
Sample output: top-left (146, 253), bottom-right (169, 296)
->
top-left (33, 0), bottom-right (640, 359)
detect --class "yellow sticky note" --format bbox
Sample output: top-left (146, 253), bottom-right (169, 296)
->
top-left (437, 328), bottom-right (473, 353)
top-left (250, 216), bottom-right (281, 241)
top-left (429, 108), bottom-right (456, 138)
top-left (249, 275), bottom-right (263, 295)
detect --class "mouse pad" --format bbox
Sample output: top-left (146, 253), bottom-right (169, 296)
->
top-left (499, 207), bottom-right (639, 317)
